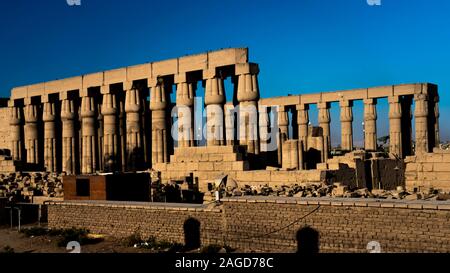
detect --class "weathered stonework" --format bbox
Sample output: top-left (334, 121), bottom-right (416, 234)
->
top-left (47, 197), bottom-right (450, 253)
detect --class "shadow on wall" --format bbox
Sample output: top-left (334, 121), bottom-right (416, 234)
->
top-left (296, 226), bottom-right (319, 254)
top-left (184, 217), bottom-right (201, 250)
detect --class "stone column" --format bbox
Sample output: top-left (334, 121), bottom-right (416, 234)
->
top-left (9, 102), bottom-right (23, 162)
top-left (434, 95), bottom-right (440, 148)
top-left (150, 79), bottom-right (168, 164)
top-left (61, 97), bottom-right (77, 174)
top-left (204, 72), bottom-right (225, 146)
top-left (278, 106), bottom-right (289, 141)
top-left (236, 63), bottom-right (260, 154)
top-left (318, 102), bottom-right (330, 161)
top-left (97, 101), bottom-right (104, 172)
top-left (80, 94), bottom-right (97, 174)
top-left (277, 105), bottom-right (288, 165)
top-left (296, 104), bottom-right (309, 151)
top-left (124, 82), bottom-right (143, 170)
top-left (414, 93), bottom-right (429, 154)
top-left (388, 96), bottom-right (403, 157)
top-left (363, 98), bottom-right (377, 151)
top-left (24, 100), bottom-right (40, 164)
top-left (175, 74), bottom-right (195, 148)
top-left (340, 100), bottom-right (353, 151)
top-left (102, 90), bottom-right (119, 171)
top-left (43, 100), bottom-right (57, 172)
top-left (118, 94), bottom-right (126, 171)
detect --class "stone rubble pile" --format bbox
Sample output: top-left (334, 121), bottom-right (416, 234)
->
top-left (209, 177), bottom-right (450, 201)
top-left (0, 172), bottom-right (63, 202)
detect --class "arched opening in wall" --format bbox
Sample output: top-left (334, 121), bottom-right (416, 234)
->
top-left (352, 100), bottom-right (364, 150)
top-left (376, 98), bottom-right (389, 152)
top-left (329, 101), bottom-right (340, 150)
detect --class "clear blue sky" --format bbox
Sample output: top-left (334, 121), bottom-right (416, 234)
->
top-left (1, 0), bottom-right (449, 144)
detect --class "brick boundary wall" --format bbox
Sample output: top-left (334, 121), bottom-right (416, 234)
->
top-left (47, 197), bottom-right (450, 253)
top-left (47, 201), bottom-right (224, 246)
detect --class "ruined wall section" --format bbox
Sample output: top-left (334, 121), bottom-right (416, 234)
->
top-left (0, 107), bottom-right (11, 150)
top-left (405, 149), bottom-right (450, 192)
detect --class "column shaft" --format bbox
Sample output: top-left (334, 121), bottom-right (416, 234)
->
top-left (150, 82), bottom-right (168, 164)
top-left (363, 99), bottom-right (377, 151)
top-left (24, 103), bottom-right (40, 164)
top-left (125, 87), bottom-right (143, 170)
top-left (277, 106), bottom-right (288, 165)
top-left (389, 96), bottom-right (403, 157)
top-left (434, 96), bottom-right (440, 148)
top-left (236, 66), bottom-right (260, 154)
top-left (43, 101), bottom-right (57, 172)
top-left (318, 102), bottom-right (330, 161)
top-left (414, 94), bottom-right (429, 154)
top-left (81, 95), bottom-right (97, 174)
top-left (176, 80), bottom-right (195, 147)
top-left (61, 99), bottom-right (77, 174)
top-left (205, 77), bottom-right (225, 146)
top-left (9, 104), bottom-right (23, 162)
top-left (340, 100), bottom-right (353, 151)
top-left (102, 92), bottom-right (119, 171)
top-left (296, 104), bottom-right (309, 151)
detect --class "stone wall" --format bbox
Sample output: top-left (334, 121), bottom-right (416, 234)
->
top-left (48, 197), bottom-right (450, 252)
top-left (0, 107), bottom-right (10, 150)
top-left (405, 149), bottom-right (450, 192)
top-left (48, 201), bottom-right (224, 246)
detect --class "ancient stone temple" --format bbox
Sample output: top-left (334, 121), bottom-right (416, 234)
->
top-left (0, 48), bottom-right (446, 192)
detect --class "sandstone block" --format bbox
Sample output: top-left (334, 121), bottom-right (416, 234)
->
top-left (214, 162), bottom-right (232, 171)
top-left (232, 161), bottom-right (249, 171)
top-left (433, 163), bottom-right (450, 172)
top-left (270, 171), bottom-right (290, 183)
top-left (209, 154), bottom-right (223, 162)
top-left (198, 162), bottom-right (214, 171)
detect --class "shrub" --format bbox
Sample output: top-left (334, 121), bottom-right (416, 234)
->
top-left (123, 231), bottom-right (143, 247)
top-left (20, 227), bottom-right (49, 237)
top-left (200, 244), bottom-right (234, 253)
top-left (56, 227), bottom-right (90, 247)
top-left (2, 246), bottom-right (14, 253)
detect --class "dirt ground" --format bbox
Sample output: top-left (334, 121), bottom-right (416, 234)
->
top-left (0, 224), bottom-right (153, 253)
